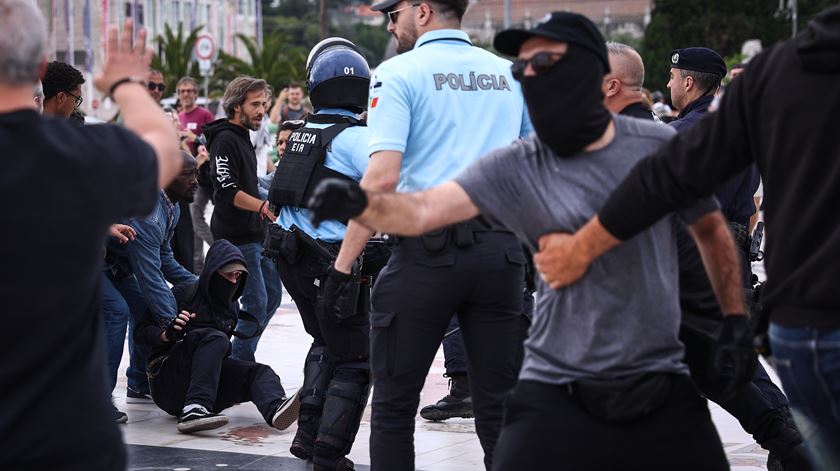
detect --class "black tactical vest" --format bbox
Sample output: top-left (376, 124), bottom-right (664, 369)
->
top-left (268, 114), bottom-right (363, 212)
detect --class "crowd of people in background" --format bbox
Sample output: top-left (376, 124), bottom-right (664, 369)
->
top-left (2, 0), bottom-right (839, 470)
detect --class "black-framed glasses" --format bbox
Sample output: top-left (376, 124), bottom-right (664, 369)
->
top-left (148, 82), bottom-right (166, 92)
top-left (510, 52), bottom-right (566, 80)
top-left (386, 3), bottom-right (421, 24)
top-left (65, 90), bottom-right (83, 108)
top-left (178, 88), bottom-right (197, 95)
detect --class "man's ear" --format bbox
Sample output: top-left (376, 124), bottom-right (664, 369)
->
top-left (417, 2), bottom-right (433, 26)
top-left (684, 75), bottom-right (695, 93)
top-left (607, 78), bottom-right (620, 96)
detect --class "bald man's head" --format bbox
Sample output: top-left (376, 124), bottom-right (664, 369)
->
top-left (603, 42), bottom-right (646, 113)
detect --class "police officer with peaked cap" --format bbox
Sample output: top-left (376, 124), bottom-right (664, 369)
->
top-left (667, 47), bottom-right (808, 470)
top-left (319, 0), bottom-right (532, 469)
top-left (667, 46), bottom-right (760, 280)
top-left (265, 37), bottom-right (374, 471)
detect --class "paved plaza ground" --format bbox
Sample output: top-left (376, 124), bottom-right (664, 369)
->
top-left (116, 284), bottom-right (778, 471)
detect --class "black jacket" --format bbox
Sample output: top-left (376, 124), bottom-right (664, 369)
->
top-left (601, 5), bottom-right (840, 328)
top-left (205, 119), bottom-right (264, 245)
top-left (135, 239), bottom-right (248, 361)
top-left (670, 95), bottom-right (760, 228)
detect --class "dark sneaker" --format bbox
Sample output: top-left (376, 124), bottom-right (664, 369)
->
top-left (272, 389), bottom-right (301, 431)
top-left (112, 405), bottom-right (128, 424)
top-left (126, 388), bottom-right (154, 404)
top-left (290, 427), bottom-right (315, 461)
top-left (177, 407), bottom-right (229, 433)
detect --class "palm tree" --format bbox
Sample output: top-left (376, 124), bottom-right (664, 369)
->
top-left (151, 23), bottom-right (203, 97)
top-left (212, 31), bottom-right (307, 97)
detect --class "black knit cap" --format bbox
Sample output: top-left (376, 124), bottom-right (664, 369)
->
top-left (494, 12), bottom-right (610, 73)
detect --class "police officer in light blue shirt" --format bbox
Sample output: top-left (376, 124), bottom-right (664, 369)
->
top-left (325, 1), bottom-right (532, 469)
top-left (366, 27), bottom-right (532, 192)
top-left (275, 110), bottom-right (369, 242)
top-left (264, 38), bottom-right (374, 471)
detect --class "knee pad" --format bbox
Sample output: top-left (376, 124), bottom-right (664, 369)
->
top-left (315, 369), bottom-right (371, 459)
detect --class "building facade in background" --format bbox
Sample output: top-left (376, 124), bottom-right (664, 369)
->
top-left (33, 0), bottom-right (259, 117)
top-left (462, 0), bottom-right (652, 45)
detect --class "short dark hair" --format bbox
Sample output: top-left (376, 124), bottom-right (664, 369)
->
top-left (679, 68), bottom-right (721, 94)
top-left (287, 81), bottom-right (303, 91)
top-left (279, 119), bottom-right (305, 132)
top-left (42, 61), bottom-right (84, 100)
top-left (429, 0), bottom-right (469, 21)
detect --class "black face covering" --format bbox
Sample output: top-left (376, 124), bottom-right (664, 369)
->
top-left (520, 45), bottom-right (612, 157)
top-left (210, 273), bottom-right (240, 307)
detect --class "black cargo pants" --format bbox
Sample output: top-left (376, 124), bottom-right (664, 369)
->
top-left (369, 231), bottom-right (525, 470)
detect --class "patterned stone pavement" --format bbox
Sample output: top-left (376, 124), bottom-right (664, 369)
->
top-left (117, 290), bottom-right (776, 471)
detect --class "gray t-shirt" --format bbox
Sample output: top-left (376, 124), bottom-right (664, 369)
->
top-left (455, 115), bottom-right (717, 385)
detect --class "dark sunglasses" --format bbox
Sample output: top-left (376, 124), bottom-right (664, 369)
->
top-left (386, 3), bottom-right (421, 24)
top-left (147, 82), bottom-right (166, 92)
top-left (510, 52), bottom-right (566, 80)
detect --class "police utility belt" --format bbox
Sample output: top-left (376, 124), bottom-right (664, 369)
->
top-left (393, 216), bottom-right (498, 253)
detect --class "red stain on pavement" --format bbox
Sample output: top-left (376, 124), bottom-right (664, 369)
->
top-left (219, 425), bottom-right (273, 445)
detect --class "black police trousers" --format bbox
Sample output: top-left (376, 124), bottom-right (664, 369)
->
top-left (148, 328), bottom-right (287, 424)
top-left (369, 231), bottom-right (525, 470)
top-left (492, 377), bottom-right (729, 471)
top-left (275, 243), bottom-right (369, 363)
top-left (444, 292), bottom-right (533, 377)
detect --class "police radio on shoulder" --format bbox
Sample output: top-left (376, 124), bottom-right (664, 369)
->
top-left (108, 76), bottom-right (148, 99)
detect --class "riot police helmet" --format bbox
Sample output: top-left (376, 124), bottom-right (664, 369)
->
top-left (306, 37), bottom-right (370, 114)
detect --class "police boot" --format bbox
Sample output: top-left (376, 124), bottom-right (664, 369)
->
top-left (312, 368), bottom-right (370, 471)
top-left (757, 407), bottom-right (811, 471)
top-left (419, 374), bottom-right (473, 421)
top-left (290, 346), bottom-right (334, 461)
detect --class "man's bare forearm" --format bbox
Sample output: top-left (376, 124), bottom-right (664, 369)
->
top-left (689, 211), bottom-right (746, 315)
top-left (233, 190), bottom-right (264, 212)
top-left (334, 221), bottom-right (374, 273)
top-left (356, 191), bottom-right (432, 236)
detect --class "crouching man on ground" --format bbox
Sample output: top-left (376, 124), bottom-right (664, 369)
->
top-left (134, 239), bottom-right (300, 433)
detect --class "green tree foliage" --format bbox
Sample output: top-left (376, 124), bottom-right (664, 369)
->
top-left (151, 23), bottom-right (203, 94)
top-left (262, 0), bottom-right (392, 67)
top-left (212, 32), bottom-right (308, 95)
top-left (640, 0), bottom-right (833, 94)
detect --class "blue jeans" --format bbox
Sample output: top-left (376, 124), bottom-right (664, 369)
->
top-left (102, 272), bottom-right (149, 394)
top-left (231, 242), bottom-right (283, 362)
top-left (770, 323), bottom-right (840, 470)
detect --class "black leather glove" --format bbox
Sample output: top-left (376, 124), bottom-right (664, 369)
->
top-left (308, 179), bottom-right (368, 228)
top-left (319, 263), bottom-right (360, 321)
top-left (163, 315), bottom-right (186, 342)
top-left (713, 314), bottom-right (757, 398)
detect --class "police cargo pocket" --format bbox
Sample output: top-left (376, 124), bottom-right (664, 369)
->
top-left (370, 310), bottom-right (397, 378)
top-left (505, 249), bottom-right (527, 266)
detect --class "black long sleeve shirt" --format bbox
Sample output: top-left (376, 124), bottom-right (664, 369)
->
top-left (599, 6), bottom-right (840, 328)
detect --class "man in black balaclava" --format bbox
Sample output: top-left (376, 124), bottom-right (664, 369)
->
top-left (134, 239), bottom-right (299, 434)
top-left (306, 11), bottom-right (748, 470)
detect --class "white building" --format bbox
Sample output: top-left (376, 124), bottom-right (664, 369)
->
top-left (33, 0), bottom-right (259, 117)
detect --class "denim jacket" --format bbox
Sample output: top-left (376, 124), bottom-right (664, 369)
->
top-left (125, 191), bottom-right (197, 323)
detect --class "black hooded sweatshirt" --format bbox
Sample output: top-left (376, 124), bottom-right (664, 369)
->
top-left (135, 239), bottom-right (248, 361)
top-left (204, 118), bottom-right (264, 245)
top-left (600, 6), bottom-right (840, 328)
